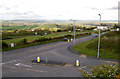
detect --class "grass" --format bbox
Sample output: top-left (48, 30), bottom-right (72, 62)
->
top-left (73, 31), bottom-right (119, 60)
top-left (3, 31), bottom-right (95, 44)
top-left (2, 39), bottom-right (61, 51)
top-left (2, 33), bottom-right (91, 51)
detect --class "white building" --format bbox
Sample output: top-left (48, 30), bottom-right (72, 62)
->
top-left (97, 26), bottom-right (109, 30)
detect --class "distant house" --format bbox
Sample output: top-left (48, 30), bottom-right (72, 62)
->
top-left (97, 26), bottom-right (109, 30)
top-left (31, 29), bottom-right (35, 31)
top-left (93, 28), bottom-right (97, 30)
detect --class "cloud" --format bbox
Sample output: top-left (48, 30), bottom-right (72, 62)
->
top-left (0, 0), bottom-right (119, 20)
top-left (107, 6), bottom-right (120, 10)
top-left (91, 8), bottom-right (98, 10)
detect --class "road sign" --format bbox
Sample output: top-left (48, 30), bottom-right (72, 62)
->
top-left (10, 43), bottom-right (14, 47)
top-left (76, 59), bottom-right (80, 67)
top-left (37, 57), bottom-right (40, 63)
top-left (68, 39), bottom-right (69, 42)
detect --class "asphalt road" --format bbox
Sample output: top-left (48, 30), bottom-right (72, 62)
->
top-left (2, 35), bottom-right (118, 77)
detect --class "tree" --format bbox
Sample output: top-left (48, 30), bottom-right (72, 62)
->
top-left (57, 29), bottom-right (62, 32)
top-left (20, 38), bottom-right (27, 45)
top-left (113, 24), bottom-right (119, 29)
top-left (2, 42), bottom-right (8, 48)
top-left (79, 63), bottom-right (120, 78)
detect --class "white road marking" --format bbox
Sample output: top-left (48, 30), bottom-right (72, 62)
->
top-left (3, 60), bottom-right (17, 64)
top-left (3, 66), bottom-right (17, 69)
top-left (3, 36), bottom-right (92, 65)
top-left (0, 63), bottom-right (5, 65)
top-left (15, 63), bottom-right (31, 67)
top-left (78, 65), bottom-right (87, 69)
top-left (3, 52), bottom-right (7, 53)
top-left (26, 69), bottom-right (48, 72)
top-left (3, 51), bottom-right (50, 65)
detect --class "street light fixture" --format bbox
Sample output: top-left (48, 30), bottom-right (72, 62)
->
top-left (97, 14), bottom-right (101, 58)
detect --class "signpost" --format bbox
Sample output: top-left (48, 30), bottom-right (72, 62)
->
top-left (10, 43), bottom-right (14, 47)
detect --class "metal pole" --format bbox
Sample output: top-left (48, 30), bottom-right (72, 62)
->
top-left (74, 25), bottom-right (75, 45)
top-left (97, 14), bottom-right (101, 58)
top-left (73, 20), bottom-right (76, 45)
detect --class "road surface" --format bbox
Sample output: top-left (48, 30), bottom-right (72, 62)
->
top-left (2, 36), bottom-right (117, 77)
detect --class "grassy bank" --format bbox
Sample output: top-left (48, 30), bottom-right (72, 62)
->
top-left (3, 31), bottom-right (95, 44)
top-left (73, 31), bottom-right (119, 60)
top-left (2, 39), bottom-right (61, 51)
top-left (2, 33), bottom-right (91, 51)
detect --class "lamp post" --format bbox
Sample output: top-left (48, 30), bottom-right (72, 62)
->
top-left (73, 20), bottom-right (76, 45)
top-left (69, 19), bottom-right (76, 45)
top-left (97, 14), bottom-right (101, 58)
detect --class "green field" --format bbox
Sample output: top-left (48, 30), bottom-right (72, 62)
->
top-left (2, 24), bottom-right (70, 31)
top-left (2, 31), bottom-right (92, 51)
top-left (3, 31), bottom-right (95, 44)
top-left (73, 31), bottom-right (119, 60)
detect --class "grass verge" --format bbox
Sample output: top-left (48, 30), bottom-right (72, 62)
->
top-left (73, 31), bottom-right (119, 60)
top-left (2, 39), bottom-right (61, 51)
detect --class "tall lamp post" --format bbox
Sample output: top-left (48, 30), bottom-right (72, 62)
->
top-left (69, 19), bottom-right (76, 45)
top-left (97, 14), bottom-right (101, 58)
top-left (73, 20), bottom-right (76, 45)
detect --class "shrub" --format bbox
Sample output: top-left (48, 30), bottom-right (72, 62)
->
top-left (35, 37), bottom-right (49, 42)
top-left (64, 35), bottom-right (74, 38)
top-left (79, 63), bottom-right (120, 78)
top-left (2, 42), bottom-right (8, 48)
top-left (57, 29), bottom-right (62, 32)
top-left (19, 38), bottom-right (27, 45)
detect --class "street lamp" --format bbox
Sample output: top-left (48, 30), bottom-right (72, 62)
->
top-left (69, 19), bottom-right (76, 45)
top-left (97, 14), bottom-right (101, 58)
top-left (73, 20), bottom-right (76, 45)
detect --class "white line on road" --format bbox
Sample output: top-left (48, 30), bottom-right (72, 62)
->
top-left (3, 66), bottom-right (17, 69)
top-left (15, 63), bottom-right (32, 68)
top-left (78, 65), bottom-right (87, 69)
top-left (26, 69), bottom-right (48, 72)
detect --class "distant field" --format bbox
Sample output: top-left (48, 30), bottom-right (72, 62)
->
top-left (2, 24), bottom-right (71, 31)
top-left (2, 20), bottom-right (116, 31)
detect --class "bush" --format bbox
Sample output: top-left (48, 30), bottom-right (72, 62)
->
top-left (79, 63), bottom-right (120, 78)
top-left (2, 42), bottom-right (8, 48)
top-left (57, 29), bottom-right (62, 32)
top-left (64, 35), bottom-right (74, 38)
top-left (20, 38), bottom-right (27, 45)
top-left (35, 37), bottom-right (49, 42)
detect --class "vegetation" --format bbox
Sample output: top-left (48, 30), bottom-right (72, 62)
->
top-left (2, 31), bottom-right (94, 44)
top-left (113, 24), bottom-right (119, 29)
top-left (2, 20), bottom-right (116, 51)
top-left (74, 31), bottom-right (120, 60)
top-left (2, 39), bottom-right (62, 51)
top-left (2, 42), bottom-right (8, 48)
top-left (2, 33), bottom-right (91, 51)
top-left (79, 63), bottom-right (120, 78)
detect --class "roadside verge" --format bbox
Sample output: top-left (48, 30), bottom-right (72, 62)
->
top-left (67, 45), bottom-right (120, 62)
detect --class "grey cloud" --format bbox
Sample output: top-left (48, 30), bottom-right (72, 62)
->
top-left (0, 6), bottom-right (11, 10)
top-left (85, 7), bottom-right (98, 10)
top-left (91, 8), bottom-right (98, 10)
top-left (107, 6), bottom-right (120, 10)
top-left (5, 7), bottom-right (10, 10)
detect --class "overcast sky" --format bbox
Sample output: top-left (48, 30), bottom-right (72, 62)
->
top-left (0, 0), bottom-right (119, 20)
